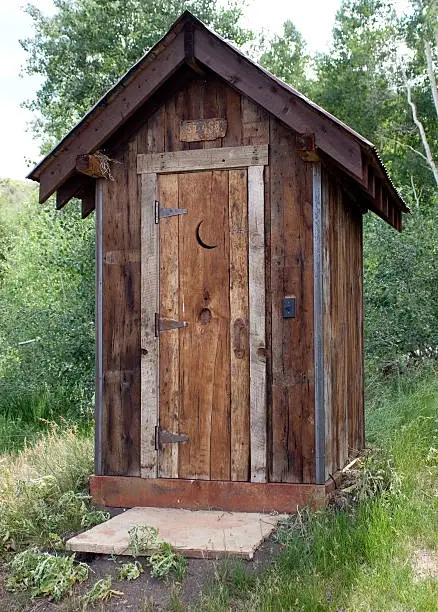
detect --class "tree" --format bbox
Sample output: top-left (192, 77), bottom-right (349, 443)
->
top-left (313, 0), bottom-right (399, 142)
top-left (257, 21), bottom-right (311, 94)
top-left (399, 0), bottom-right (438, 186)
top-left (21, 0), bottom-right (253, 152)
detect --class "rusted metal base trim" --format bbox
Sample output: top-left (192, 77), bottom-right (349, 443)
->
top-left (90, 476), bottom-right (341, 513)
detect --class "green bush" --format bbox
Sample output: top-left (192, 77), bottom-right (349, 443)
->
top-left (0, 182), bottom-right (95, 430)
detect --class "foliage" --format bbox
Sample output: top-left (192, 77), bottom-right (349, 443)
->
top-left (128, 525), bottom-right (187, 581)
top-left (80, 576), bottom-right (124, 603)
top-left (21, 0), bottom-right (253, 152)
top-left (0, 425), bottom-right (98, 552)
top-left (6, 548), bottom-right (88, 601)
top-left (364, 202), bottom-right (438, 371)
top-left (313, 0), bottom-right (399, 142)
top-left (257, 21), bottom-right (311, 94)
top-left (119, 560), bottom-right (144, 581)
top-left (0, 185), bottom-right (95, 430)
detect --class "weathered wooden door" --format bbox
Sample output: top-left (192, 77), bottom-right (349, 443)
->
top-left (139, 147), bottom-right (268, 484)
top-left (158, 169), bottom-right (249, 481)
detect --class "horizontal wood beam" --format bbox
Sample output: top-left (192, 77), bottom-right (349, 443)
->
top-left (76, 154), bottom-right (109, 179)
top-left (38, 31), bottom-right (186, 203)
top-left (137, 145), bottom-right (269, 174)
top-left (81, 186), bottom-right (96, 219)
top-left (296, 133), bottom-right (320, 162)
top-left (55, 175), bottom-right (94, 210)
top-left (90, 475), bottom-right (341, 513)
top-left (194, 27), bottom-right (363, 180)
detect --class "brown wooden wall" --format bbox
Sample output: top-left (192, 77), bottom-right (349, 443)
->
top-left (322, 169), bottom-right (364, 479)
top-left (99, 68), bottom-right (316, 481)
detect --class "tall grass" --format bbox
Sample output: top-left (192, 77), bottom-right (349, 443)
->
top-left (199, 368), bottom-right (438, 611)
top-left (0, 425), bottom-right (98, 553)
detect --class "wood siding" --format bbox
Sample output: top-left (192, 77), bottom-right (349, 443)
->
top-left (322, 169), bottom-right (364, 479)
top-left (101, 140), bottom-right (141, 476)
top-left (100, 71), bottom-right (365, 484)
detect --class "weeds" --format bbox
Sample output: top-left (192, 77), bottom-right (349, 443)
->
top-left (0, 425), bottom-right (103, 552)
top-left (119, 560), bottom-right (144, 581)
top-left (128, 525), bottom-right (187, 581)
top-left (6, 548), bottom-right (88, 601)
top-left (80, 576), bottom-right (123, 603)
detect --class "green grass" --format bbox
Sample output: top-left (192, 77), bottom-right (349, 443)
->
top-left (199, 369), bottom-right (438, 611)
top-left (0, 424), bottom-right (106, 554)
top-left (1, 367), bottom-right (437, 609)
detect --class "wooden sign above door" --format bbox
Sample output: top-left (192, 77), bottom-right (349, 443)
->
top-left (180, 118), bottom-right (227, 142)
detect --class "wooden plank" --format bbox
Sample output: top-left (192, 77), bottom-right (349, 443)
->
top-left (177, 171), bottom-right (230, 480)
top-left (76, 154), bottom-right (108, 178)
top-left (158, 174), bottom-right (180, 478)
top-left (94, 180), bottom-right (103, 475)
top-left (313, 162), bottom-right (325, 484)
top-left (90, 476), bottom-right (328, 513)
top-left (137, 145), bottom-right (269, 174)
top-left (140, 172), bottom-right (159, 478)
top-left (195, 26), bottom-right (364, 181)
top-left (81, 187), bottom-right (95, 219)
top-left (322, 170), bottom-right (333, 480)
top-left (222, 87), bottom-right (242, 147)
top-left (229, 169), bottom-right (250, 482)
top-left (202, 77), bottom-right (227, 149)
top-left (180, 118), bottom-right (227, 142)
top-left (248, 165), bottom-right (267, 483)
top-left (270, 119), bottom-right (315, 484)
top-left (56, 175), bottom-right (93, 210)
top-left (37, 32), bottom-right (186, 203)
top-left (242, 98), bottom-right (269, 145)
top-left (185, 80), bottom-right (204, 151)
top-left (101, 142), bottom-right (141, 477)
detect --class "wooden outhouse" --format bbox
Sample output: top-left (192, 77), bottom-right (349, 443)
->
top-left (28, 12), bottom-right (407, 513)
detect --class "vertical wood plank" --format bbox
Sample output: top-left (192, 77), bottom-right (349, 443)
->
top-left (229, 169), bottom-right (250, 481)
top-left (242, 98), bottom-right (269, 145)
top-left (95, 179), bottom-right (103, 475)
top-left (313, 162), bottom-right (325, 484)
top-left (322, 170), bottom-right (333, 479)
top-left (158, 174), bottom-right (180, 478)
top-left (102, 141), bottom-right (141, 477)
top-left (248, 165), bottom-right (267, 483)
top-left (222, 87), bottom-right (242, 147)
top-left (140, 172), bottom-right (159, 478)
top-left (177, 171), bottom-right (230, 480)
top-left (270, 119), bottom-right (315, 484)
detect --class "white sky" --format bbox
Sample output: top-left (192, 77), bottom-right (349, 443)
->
top-left (0, 0), bottom-right (410, 180)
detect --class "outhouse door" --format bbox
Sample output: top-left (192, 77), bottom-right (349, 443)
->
top-left (138, 147), bottom-right (268, 484)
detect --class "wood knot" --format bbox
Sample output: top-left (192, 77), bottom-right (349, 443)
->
top-left (257, 346), bottom-right (266, 361)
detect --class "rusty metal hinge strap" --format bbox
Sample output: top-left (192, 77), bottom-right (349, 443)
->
top-left (155, 200), bottom-right (187, 224)
top-left (155, 426), bottom-right (189, 450)
top-left (155, 313), bottom-right (189, 336)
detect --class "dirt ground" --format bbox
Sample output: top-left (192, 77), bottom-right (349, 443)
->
top-left (0, 532), bottom-right (281, 611)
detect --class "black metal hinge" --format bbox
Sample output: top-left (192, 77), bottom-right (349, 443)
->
top-left (155, 200), bottom-right (187, 224)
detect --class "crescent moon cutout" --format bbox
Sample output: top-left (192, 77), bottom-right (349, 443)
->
top-left (196, 220), bottom-right (217, 249)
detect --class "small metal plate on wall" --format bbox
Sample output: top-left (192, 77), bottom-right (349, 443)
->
top-left (283, 296), bottom-right (296, 319)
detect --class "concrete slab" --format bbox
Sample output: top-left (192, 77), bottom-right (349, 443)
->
top-left (66, 507), bottom-right (286, 559)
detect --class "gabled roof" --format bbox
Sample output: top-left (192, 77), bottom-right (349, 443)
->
top-left (27, 11), bottom-right (408, 229)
